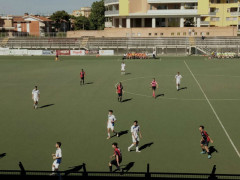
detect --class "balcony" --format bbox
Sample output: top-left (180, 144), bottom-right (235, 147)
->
top-left (200, 21), bottom-right (209, 26)
top-left (209, 12), bottom-right (217, 16)
top-left (230, 11), bottom-right (240, 16)
top-left (104, 0), bottom-right (119, 5)
top-left (148, 0), bottom-right (198, 3)
top-left (105, 10), bottom-right (119, 16)
top-left (147, 9), bottom-right (197, 16)
top-left (0, 27), bottom-right (15, 30)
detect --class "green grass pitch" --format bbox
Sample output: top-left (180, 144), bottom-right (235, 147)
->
top-left (0, 55), bottom-right (240, 174)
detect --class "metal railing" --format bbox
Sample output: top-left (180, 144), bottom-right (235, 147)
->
top-left (104, 0), bottom-right (119, 5)
top-left (0, 170), bottom-right (240, 179)
top-left (0, 32), bottom-right (67, 38)
top-left (1, 37), bottom-right (240, 53)
top-left (105, 10), bottom-right (119, 16)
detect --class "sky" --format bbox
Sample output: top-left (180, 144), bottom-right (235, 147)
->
top-left (0, 0), bottom-right (97, 16)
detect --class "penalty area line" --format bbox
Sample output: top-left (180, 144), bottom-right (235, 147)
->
top-left (184, 60), bottom-right (240, 158)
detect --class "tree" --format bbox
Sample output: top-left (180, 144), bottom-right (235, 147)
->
top-left (89, 0), bottom-right (105, 30)
top-left (73, 16), bottom-right (90, 30)
top-left (50, 10), bottom-right (71, 32)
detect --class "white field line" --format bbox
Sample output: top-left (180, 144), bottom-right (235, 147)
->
top-left (184, 60), bottom-right (240, 158)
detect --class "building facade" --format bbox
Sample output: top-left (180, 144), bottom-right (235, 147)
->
top-left (72, 7), bottom-right (92, 18)
top-left (0, 16), bottom-right (14, 32)
top-left (11, 14), bottom-right (52, 36)
top-left (0, 13), bottom-right (52, 36)
top-left (104, 0), bottom-right (240, 29)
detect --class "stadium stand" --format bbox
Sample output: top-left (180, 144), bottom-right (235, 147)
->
top-left (1, 36), bottom-right (240, 56)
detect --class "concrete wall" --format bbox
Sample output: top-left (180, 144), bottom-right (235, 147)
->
top-left (119, 0), bottom-right (129, 16)
top-left (67, 27), bottom-right (237, 38)
top-left (198, 0), bottom-right (210, 15)
top-left (129, 0), bottom-right (148, 14)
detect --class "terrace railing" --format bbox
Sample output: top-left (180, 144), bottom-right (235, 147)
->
top-left (104, 0), bottom-right (119, 5)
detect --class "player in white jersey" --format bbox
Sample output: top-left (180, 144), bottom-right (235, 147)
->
top-left (51, 142), bottom-right (62, 176)
top-left (121, 62), bottom-right (126, 75)
top-left (107, 110), bottom-right (118, 139)
top-left (32, 86), bottom-right (40, 109)
top-left (128, 121), bottom-right (142, 152)
top-left (175, 72), bottom-right (183, 91)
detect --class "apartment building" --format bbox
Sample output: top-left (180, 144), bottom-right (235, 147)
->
top-left (0, 16), bottom-right (14, 32)
top-left (104, 0), bottom-right (240, 29)
top-left (72, 7), bottom-right (92, 18)
top-left (11, 13), bottom-right (52, 36)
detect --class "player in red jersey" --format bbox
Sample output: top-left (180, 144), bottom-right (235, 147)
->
top-left (116, 82), bottom-right (124, 102)
top-left (109, 142), bottom-right (122, 172)
top-left (150, 78), bottom-right (158, 99)
top-left (55, 51), bottom-right (59, 61)
top-left (199, 126), bottom-right (214, 159)
top-left (80, 69), bottom-right (85, 85)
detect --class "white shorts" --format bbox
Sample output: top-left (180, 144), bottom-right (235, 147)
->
top-left (33, 97), bottom-right (39, 102)
top-left (107, 124), bottom-right (114, 131)
top-left (53, 160), bottom-right (61, 169)
top-left (132, 136), bottom-right (140, 143)
top-left (121, 68), bottom-right (125, 72)
top-left (176, 81), bottom-right (181, 85)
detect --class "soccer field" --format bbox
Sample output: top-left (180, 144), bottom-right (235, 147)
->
top-left (1, 55), bottom-right (240, 174)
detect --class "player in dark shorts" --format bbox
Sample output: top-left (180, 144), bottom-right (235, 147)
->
top-left (80, 69), bottom-right (85, 85)
top-left (55, 52), bottom-right (59, 61)
top-left (150, 78), bottom-right (158, 99)
top-left (116, 82), bottom-right (123, 102)
top-left (109, 142), bottom-right (122, 172)
top-left (199, 126), bottom-right (214, 159)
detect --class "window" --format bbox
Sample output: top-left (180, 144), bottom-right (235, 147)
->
top-left (171, 32), bottom-right (174, 36)
top-left (160, 33), bottom-right (164, 36)
top-left (149, 33), bottom-right (152, 36)
top-left (206, 32), bottom-right (210, 35)
top-left (183, 32), bottom-right (186, 35)
top-left (155, 33), bottom-right (158, 36)
top-left (177, 32), bottom-right (180, 36)
top-left (226, 17), bottom-right (237, 21)
top-left (211, 17), bottom-right (220, 21)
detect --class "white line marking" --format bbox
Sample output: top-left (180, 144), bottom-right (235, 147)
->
top-left (184, 60), bottom-right (240, 158)
top-left (124, 92), bottom-right (240, 101)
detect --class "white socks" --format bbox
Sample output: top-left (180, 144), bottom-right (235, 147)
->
top-left (128, 144), bottom-right (134, 149)
top-left (52, 167), bottom-right (55, 171)
top-left (108, 133), bottom-right (110, 137)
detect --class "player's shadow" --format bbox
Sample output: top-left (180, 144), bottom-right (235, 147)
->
top-left (122, 98), bottom-right (133, 103)
top-left (209, 146), bottom-right (218, 155)
top-left (156, 94), bottom-right (165, 99)
top-left (64, 163), bottom-right (86, 176)
top-left (112, 130), bottom-right (129, 138)
top-left (114, 162), bottom-right (135, 173)
top-left (178, 87), bottom-right (187, 91)
top-left (139, 142), bottom-right (154, 151)
top-left (125, 73), bottom-right (131, 75)
top-left (0, 153), bottom-right (6, 159)
top-left (117, 130), bottom-right (129, 137)
top-left (39, 104), bottom-right (54, 109)
top-left (85, 82), bottom-right (94, 85)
